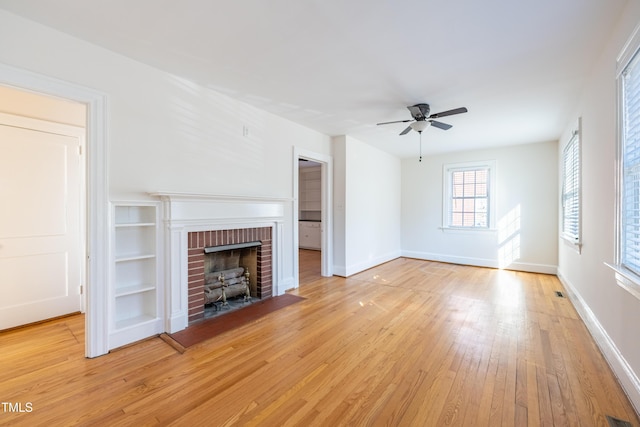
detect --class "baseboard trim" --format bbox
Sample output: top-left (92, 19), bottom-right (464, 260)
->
top-left (401, 250), bottom-right (557, 275)
top-left (333, 265), bottom-right (347, 277)
top-left (278, 276), bottom-right (295, 295)
top-left (557, 269), bottom-right (640, 415)
top-left (334, 251), bottom-right (402, 277)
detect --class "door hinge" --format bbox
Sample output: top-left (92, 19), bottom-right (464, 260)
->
top-left (78, 145), bottom-right (82, 155)
top-left (79, 285), bottom-right (83, 295)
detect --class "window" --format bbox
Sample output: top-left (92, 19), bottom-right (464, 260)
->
top-left (561, 128), bottom-right (581, 244)
top-left (608, 25), bottom-right (640, 299)
top-left (620, 49), bottom-right (640, 276)
top-left (444, 161), bottom-right (495, 229)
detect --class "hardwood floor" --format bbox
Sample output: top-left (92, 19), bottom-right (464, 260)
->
top-left (298, 248), bottom-right (322, 286)
top-left (1, 256), bottom-right (638, 426)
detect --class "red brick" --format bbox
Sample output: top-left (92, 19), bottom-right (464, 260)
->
top-left (186, 226), bottom-right (274, 325)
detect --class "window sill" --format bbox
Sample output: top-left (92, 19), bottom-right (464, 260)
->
top-left (605, 263), bottom-right (640, 302)
top-left (439, 226), bottom-right (497, 234)
top-left (561, 235), bottom-right (582, 254)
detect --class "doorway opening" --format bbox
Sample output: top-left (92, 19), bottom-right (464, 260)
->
top-left (298, 159), bottom-right (322, 285)
top-left (294, 148), bottom-right (333, 287)
top-left (0, 85), bottom-right (87, 332)
top-left (0, 63), bottom-right (110, 358)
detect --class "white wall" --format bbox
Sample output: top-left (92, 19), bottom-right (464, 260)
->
top-left (0, 10), bottom-right (332, 200)
top-left (557, 0), bottom-right (640, 412)
top-left (333, 135), bottom-right (402, 276)
top-left (402, 141), bottom-right (558, 273)
top-left (0, 10), bottom-right (332, 302)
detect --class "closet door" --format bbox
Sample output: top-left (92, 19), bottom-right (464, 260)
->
top-left (0, 117), bottom-right (83, 329)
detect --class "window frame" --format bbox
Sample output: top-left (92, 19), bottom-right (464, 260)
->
top-left (442, 160), bottom-right (496, 231)
top-left (561, 124), bottom-right (582, 248)
top-left (608, 22), bottom-right (640, 300)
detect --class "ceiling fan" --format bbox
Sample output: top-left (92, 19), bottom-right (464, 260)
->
top-left (377, 103), bottom-right (468, 135)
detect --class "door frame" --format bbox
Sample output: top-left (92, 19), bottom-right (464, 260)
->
top-left (293, 147), bottom-right (333, 283)
top-left (0, 63), bottom-right (109, 358)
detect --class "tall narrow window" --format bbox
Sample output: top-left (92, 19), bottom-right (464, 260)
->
top-left (609, 25), bottom-right (640, 297)
top-left (561, 129), bottom-right (580, 244)
top-left (444, 161), bottom-right (494, 229)
top-left (620, 48), bottom-right (640, 276)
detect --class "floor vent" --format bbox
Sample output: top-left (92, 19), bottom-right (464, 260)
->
top-left (555, 291), bottom-right (565, 298)
top-left (606, 415), bottom-right (633, 427)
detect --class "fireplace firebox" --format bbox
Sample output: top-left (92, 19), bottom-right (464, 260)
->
top-left (187, 227), bottom-right (272, 323)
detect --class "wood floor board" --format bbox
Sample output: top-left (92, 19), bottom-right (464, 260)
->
top-left (1, 252), bottom-right (639, 426)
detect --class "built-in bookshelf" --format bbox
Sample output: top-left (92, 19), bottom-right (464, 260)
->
top-left (299, 166), bottom-right (321, 220)
top-left (110, 202), bottom-right (163, 349)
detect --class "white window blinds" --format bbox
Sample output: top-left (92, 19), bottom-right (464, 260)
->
top-left (562, 131), bottom-right (580, 242)
top-left (622, 51), bottom-right (640, 275)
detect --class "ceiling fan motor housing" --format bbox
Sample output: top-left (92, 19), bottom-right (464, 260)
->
top-left (409, 103), bottom-right (431, 121)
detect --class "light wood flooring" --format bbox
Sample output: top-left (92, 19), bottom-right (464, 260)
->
top-left (1, 253), bottom-right (638, 426)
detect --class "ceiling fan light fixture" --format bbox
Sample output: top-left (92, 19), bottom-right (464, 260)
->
top-left (410, 121), bottom-right (430, 132)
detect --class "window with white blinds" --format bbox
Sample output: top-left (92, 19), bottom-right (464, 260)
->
top-left (621, 50), bottom-right (640, 276)
top-left (561, 131), bottom-right (580, 243)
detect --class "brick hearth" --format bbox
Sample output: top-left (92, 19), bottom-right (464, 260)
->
top-left (187, 227), bottom-right (272, 323)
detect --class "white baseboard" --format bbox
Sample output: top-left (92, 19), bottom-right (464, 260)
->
top-left (333, 251), bottom-right (401, 277)
top-left (401, 250), bottom-right (557, 275)
top-left (557, 270), bottom-right (640, 414)
top-left (277, 276), bottom-right (295, 295)
top-left (333, 265), bottom-right (347, 277)
top-left (166, 312), bottom-right (188, 334)
top-left (335, 251), bottom-right (556, 278)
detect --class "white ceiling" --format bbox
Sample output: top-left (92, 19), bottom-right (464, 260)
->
top-left (0, 0), bottom-right (628, 158)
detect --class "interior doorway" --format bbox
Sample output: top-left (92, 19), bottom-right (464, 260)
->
top-left (293, 148), bottom-right (333, 287)
top-left (0, 63), bottom-right (109, 358)
top-left (298, 159), bottom-right (322, 285)
top-left (0, 112), bottom-right (85, 328)
top-left (0, 85), bottom-right (87, 330)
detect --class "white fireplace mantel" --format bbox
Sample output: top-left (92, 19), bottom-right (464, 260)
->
top-left (151, 191), bottom-right (289, 225)
top-left (151, 192), bottom-right (289, 333)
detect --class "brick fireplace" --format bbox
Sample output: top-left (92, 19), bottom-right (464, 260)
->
top-left (187, 227), bottom-right (272, 323)
top-left (153, 192), bottom-right (287, 334)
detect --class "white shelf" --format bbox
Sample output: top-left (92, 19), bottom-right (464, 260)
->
top-left (115, 284), bottom-right (156, 297)
top-left (115, 254), bottom-right (156, 263)
top-left (115, 314), bottom-right (157, 331)
top-left (299, 165), bottom-right (321, 215)
top-left (115, 222), bottom-right (155, 228)
top-left (110, 202), bottom-right (163, 349)
top-left (115, 205), bottom-right (156, 225)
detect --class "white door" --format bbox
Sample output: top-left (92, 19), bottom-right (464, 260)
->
top-left (0, 114), bottom-right (83, 330)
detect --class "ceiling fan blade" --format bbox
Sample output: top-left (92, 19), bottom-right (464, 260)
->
top-left (377, 119), bottom-right (413, 125)
top-left (400, 125), bottom-right (413, 135)
top-left (429, 107), bottom-right (468, 119)
top-left (407, 105), bottom-right (427, 121)
top-left (430, 120), bottom-right (452, 130)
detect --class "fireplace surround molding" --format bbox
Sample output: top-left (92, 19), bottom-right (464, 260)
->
top-left (151, 192), bottom-right (288, 333)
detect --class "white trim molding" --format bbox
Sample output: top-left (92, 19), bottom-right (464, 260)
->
top-left (402, 250), bottom-right (558, 275)
top-left (558, 269), bottom-right (640, 414)
top-left (333, 250), bottom-right (401, 277)
top-left (605, 262), bottom-right (640, 302)
top-left (0, 62), bottom-right (110, 358)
